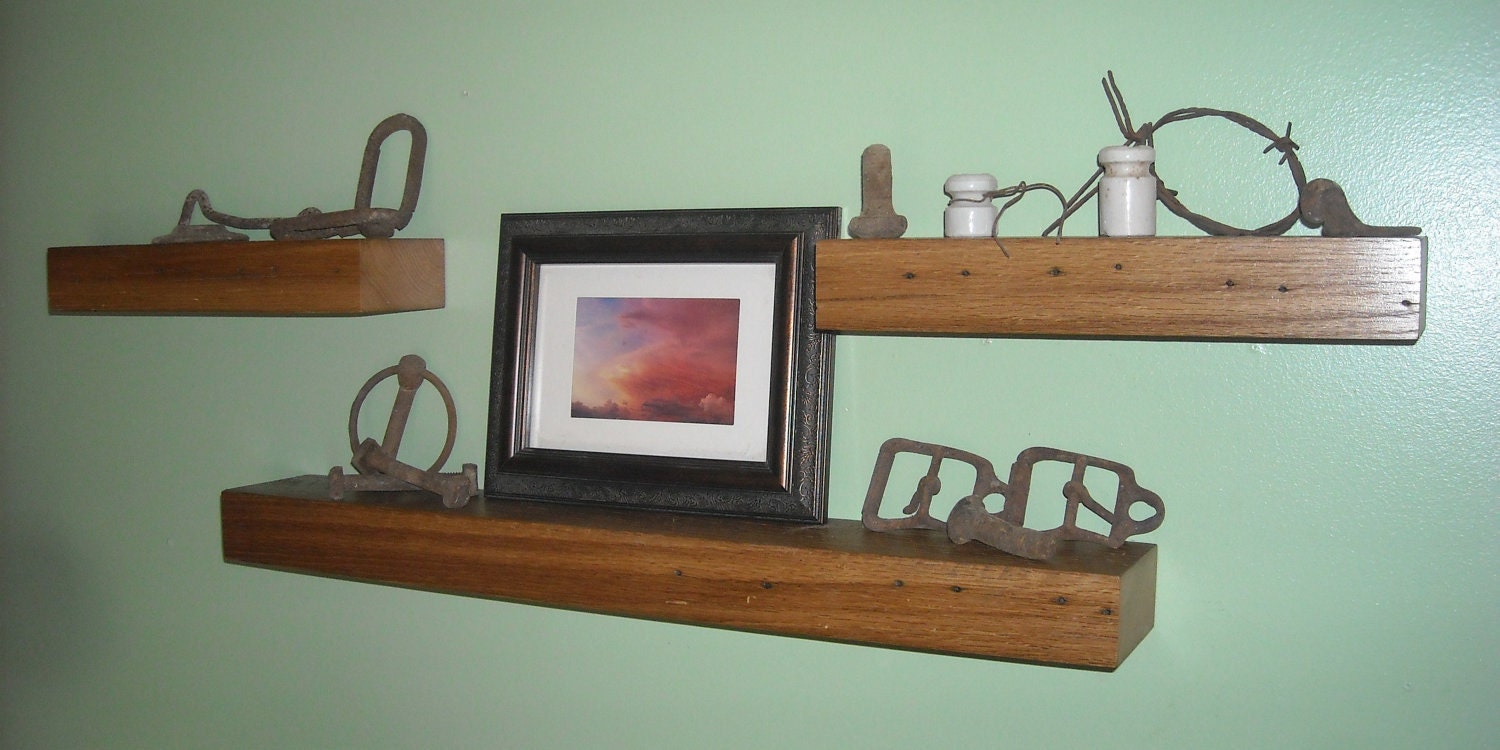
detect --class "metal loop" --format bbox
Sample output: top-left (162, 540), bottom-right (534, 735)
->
top-left (347, 360), bottom-right (457, 474)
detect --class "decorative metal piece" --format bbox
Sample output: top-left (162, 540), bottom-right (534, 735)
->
top-left (847, 144), bottom-right (908, 239)
top-left (154, 113), bottom-right (427, 244)
top-left (861, 438), bottom-right (1164, 561)
top-left (328, 354), bottom-right (477, 508)
top-left (1298, 178), bottom-right (1421, 237)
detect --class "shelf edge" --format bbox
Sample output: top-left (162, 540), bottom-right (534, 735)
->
top-left (221, 477), bottom-right (1156, 669)
top-left (814, 236), bottom-right (1426, 341)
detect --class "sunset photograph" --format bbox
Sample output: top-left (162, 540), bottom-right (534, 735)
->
top-left (570, 297), bottom-right (741, 426)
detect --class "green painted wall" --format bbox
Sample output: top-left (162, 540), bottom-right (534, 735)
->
top-left (3, 1), bottom-right (1496, 747)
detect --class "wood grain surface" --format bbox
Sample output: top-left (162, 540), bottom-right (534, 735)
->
top-left (222, 476), bottom-right (1156, 669)
top-left (48, 238), bottom-right (444, 314)
top-left (815, 236), bottom-right (1425, 340)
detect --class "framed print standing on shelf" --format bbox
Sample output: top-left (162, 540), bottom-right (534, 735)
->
top-left (486, 207), bottom-right (839, 522)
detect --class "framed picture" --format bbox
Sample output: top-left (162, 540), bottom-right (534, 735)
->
top-left (486, 207), bottom-right (840, 522)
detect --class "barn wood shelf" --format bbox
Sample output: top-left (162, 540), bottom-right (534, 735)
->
top-left (815, 236), bottom-right (1426, 341)
top-left (222, 476), bottom-right (1157, 670)
top-left (48, 238), bottom-right (444, 315)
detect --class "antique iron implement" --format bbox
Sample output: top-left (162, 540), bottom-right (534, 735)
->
top-left (862, 438), bottom-right (1164, 560)
top-left (154, 113), bottom-right (427, 243)
top-left (328, 354), bottom-right (477, 508)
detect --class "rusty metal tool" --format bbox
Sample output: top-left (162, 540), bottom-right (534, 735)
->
top-left (1299, 178), bottom-right (1421, 237)
top-left (345, 354), bottom-right (456, 473)
top-left (862, 438), bottom-right (1164, 561)
top-left (154, 113), bottom-right (427, 243)
top-left (327, 354), bottom-right (476, 507)
top-left (327, 464), bottom-right (418, 496)
top-left (352, 438), bottom-right (478, 509)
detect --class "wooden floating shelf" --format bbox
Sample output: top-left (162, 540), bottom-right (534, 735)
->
top-left (48, 238), bottom-right (444, 315)
top-left (222, 476), bottom-right (1157, 670)
top-left (815, 236), bottom-right (1426, 341)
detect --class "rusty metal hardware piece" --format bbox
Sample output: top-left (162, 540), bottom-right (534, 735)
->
top-left (861, 438), bottom-right (1164, 561)
top-left (1298, 177), bottom-right (1421, 238)
top-left (327, 354), bottom-right (476, 508)
top-left (352, 438), bottom-right (478, 509)
top-left (154, 113), bottom-right (427, 244)
top-left (346, 353), bottom-right (456, 472)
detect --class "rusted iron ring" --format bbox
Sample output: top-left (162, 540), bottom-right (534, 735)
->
top-left (347, 360), bottom-right (458, 474)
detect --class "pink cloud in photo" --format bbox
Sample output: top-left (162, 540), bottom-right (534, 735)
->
top-left (571, 297), bottom-right (740, 425)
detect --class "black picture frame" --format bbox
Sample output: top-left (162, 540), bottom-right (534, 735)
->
top-left (485, 207), bottom-right (840, 522)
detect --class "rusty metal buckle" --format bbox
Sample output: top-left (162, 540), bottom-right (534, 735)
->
top-left (861, 438), bottom-right (1164, 560)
